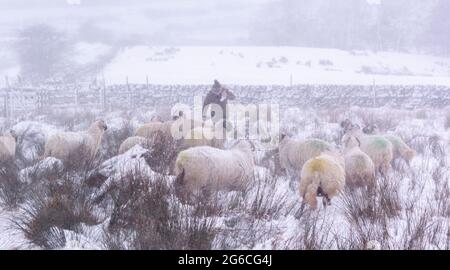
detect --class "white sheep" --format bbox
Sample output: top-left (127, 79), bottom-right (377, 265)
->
top-left (182, 121), bottom-right (225, 149)
top-left (42, 120), bottom-right (108, 163)
top-left (279, 135), bottom-right (333, 177)
top-left (345, 127), bottom-right (393, 176)
top-left (299, 151), bottom-right (346, 209)
top-left (341, 134), bottom-right (376, 187)
top-left (0, 131), bottom-right (16, 163)
top-left (174, 140), bottom-right (254, 194)
top-left (362, 124), bottom-right (415, 164)
top-left (134, 120), bottom-right (173, 139)
top-left (383, 134), bottom-right (415, 165)
top-left (118, 136), bottom-right (151, 155)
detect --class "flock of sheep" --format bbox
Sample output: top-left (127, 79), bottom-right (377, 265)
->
top-left (0, 109), bottom-right (416, 211)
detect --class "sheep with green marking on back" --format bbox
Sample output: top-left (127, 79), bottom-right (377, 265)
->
top-left (278, 135), bottom-right (333, 179)
top-left (345, 126), bottom-right (393, 176)
top-left (363, 124), bottom-right (415, 165)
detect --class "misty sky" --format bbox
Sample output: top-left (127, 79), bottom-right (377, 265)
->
top-left (0, 0), bottom-right (271, 45)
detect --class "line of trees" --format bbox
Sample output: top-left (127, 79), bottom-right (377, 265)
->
top-left (251, 0), bottom-right (450, 54)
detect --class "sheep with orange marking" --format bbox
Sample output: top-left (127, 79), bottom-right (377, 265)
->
top-left (299, 151), bottom-right (345, 209)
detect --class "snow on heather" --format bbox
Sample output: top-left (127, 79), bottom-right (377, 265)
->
top-left (0, 104), bottom-right (449, 250)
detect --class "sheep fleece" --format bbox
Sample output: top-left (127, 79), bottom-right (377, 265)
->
top-left (280, 138), bottom-right (332, 172)
top-left (175, 143), bottom-right (254, 192)
top-left (0, 133), bottom-right (15, 162)
top-left (300, 153), bottom-right (345, 209)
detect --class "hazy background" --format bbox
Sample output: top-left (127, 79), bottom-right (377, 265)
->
top-left (0, 0), bottom-right (448, 52)
top-left (1, 0), bottom-right (449, 85)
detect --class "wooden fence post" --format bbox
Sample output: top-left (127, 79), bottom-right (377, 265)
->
top-left (101, 79), bottom-right (107, 112)
top-left (126, 76), bottom-right (133, 108)
top-left (75, 86), bottom-right (79, 106)
top-left (372, 78), bottom-right (376, 107)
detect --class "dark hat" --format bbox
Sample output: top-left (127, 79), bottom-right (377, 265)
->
top-left (211, 80), bottom-right (222, 94)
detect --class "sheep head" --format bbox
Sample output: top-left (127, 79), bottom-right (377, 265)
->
top-left (91, 120), bottom-right (108, 132)
top-left (341, 133), bottom-right (361, 150)
top-left (8, 130), bottom-right (17, 142)
top-left (340, 119), bottom-right (353, 131)
top-left (363, 124), bottom-right (378, 134)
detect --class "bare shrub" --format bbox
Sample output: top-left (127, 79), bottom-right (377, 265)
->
top-left (408, 135), bottom-right (429, 155)
top-left (428, 135), bottom-right (445, 159)
top-left (143, 130), bottom-right (182, 175)
top-left (339, 175), bottom-right (402, 249)
top-left (215, 174), bottom-right (299, 249)
top-left (358, 109), bottom-right (399, 132)
top-left (44, 108), bottom-right (97, 132)
top-left (100, 172), bottom-right (218, 250)
top-left (0, 160), bottom-right (24, 208)
top-left (400, 208), bottom-right (433, 250)
top-left (285, 210), bottom-right (335, 250)
top-left (13, 170), bottom-right (99, 249)
top-left (14, 127), bottom-right (45, 168)
top-left (445, 111), bottom-right (450, 130)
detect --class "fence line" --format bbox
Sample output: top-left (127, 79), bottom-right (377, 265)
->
top-left (1, 83), bottom-right (450, 119)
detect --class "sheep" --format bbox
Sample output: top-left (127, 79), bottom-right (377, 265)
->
top-left (174, 140), bottom-right (254, 195)
top-left (42, 120), bottom-right (108, 164)
top-left (118, 136), bottom-right (150, 155)
top-left (0, 131), bottom-right (16, 163)
top-left (278, 135), bottom-right (333, 179)
top-left (383, 134), bottom-right (415, 165)
top-left (344, 126), bottom-right (393, 176)
top-left (134, 120), bottom-right (173, 139)
top-left (362, 124), bottom-right (415, 165)
top-left (299, 151), bottom-right (345, 209)
top-left (341, 134), bottom-right (376, 188)
top-left (182, 121), bottom-right (225, 149)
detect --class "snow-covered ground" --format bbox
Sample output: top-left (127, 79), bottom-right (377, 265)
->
top-left (2, 45), bottom-right (450, 86)
top-left (103, 46), bottom-right (450, 85)
top-left (1, 104), bottom-right (449, 250)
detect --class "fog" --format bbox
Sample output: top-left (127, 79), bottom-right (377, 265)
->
top-left (0, 0), bottom-right (448, 52)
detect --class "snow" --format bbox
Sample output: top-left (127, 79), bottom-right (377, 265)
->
top-left (2, 45), bottom-right (450, 87)
top-left (103, 46), bottom-right (450, 85)
top-left (0, 104), bottom-right (449, 250)
top-left (73, 42), bottom-right (114, 65)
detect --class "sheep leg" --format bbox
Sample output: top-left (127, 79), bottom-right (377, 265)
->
top-left (288, 172), bottom-right (298, 191)
top-left (323, 194), bottom-right (331, 208)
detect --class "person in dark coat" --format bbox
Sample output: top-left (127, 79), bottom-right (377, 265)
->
top-left (202, 80), bottom-right (235, 128)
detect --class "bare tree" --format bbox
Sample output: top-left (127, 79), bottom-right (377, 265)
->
top-left (15, 24), bottom-right (72, 84)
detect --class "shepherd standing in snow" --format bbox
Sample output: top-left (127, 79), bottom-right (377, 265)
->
top-left (202, 80), bottom-right (236, 128)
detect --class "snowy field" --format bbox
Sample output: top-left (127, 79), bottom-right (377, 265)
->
top-left (0, 102), bottom-right (449, 250)
top-left (2, 45), bottom-right (450, 86)
top-left (104, 46), bottom-right (450, 85)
